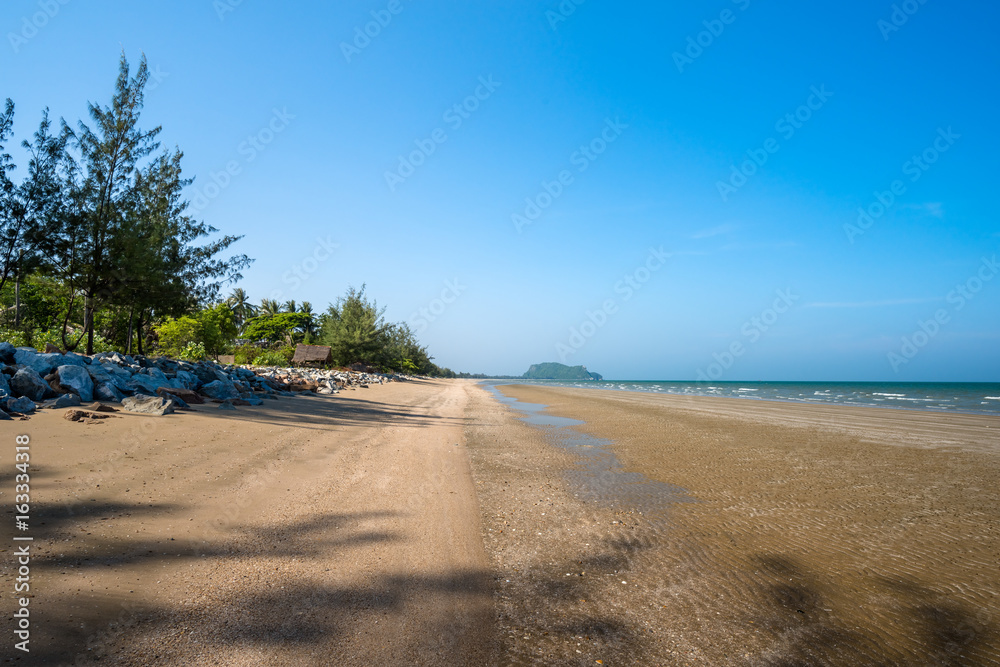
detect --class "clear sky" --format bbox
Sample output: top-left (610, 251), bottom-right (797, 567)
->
top-left (2, 0), bottom-right (997, 380)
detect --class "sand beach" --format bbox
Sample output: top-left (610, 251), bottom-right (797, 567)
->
top-left (2, 379), bottom-right (998, 665)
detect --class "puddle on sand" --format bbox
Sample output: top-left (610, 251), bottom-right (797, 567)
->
top-left (486, 385), bottom-right (694, 513)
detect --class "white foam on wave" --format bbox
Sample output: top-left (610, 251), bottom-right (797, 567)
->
top-left (984, 396), bottom-right (1000, 400)
top-left (737, 388), bottom-right (758, 392)
top-left (873, 393), bottom-right (906, 397)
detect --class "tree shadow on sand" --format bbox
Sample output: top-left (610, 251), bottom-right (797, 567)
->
top-left (11, 507), bottom-right (495, 665)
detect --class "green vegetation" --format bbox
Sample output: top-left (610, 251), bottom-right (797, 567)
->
top-left (0, 54), bottom-right (249, 355)
top-left (522, 363), bottom-right (603, 380)
top-left (0, 56), bottom-right (453, 375)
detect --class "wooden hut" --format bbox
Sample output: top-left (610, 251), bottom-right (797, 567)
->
top-left (291, 344), bottom-right (333, 367)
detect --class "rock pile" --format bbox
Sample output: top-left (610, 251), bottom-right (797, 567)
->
top-left (0, 341), bottom-right (403, 418)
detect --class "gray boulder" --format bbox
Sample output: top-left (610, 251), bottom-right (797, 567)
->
top-left (200, 379), bottom-right (239, 400)
top-left (126, 368), bottom-right (174, 394)
top-left (191, 363), bottom-right (221, 386)
top-left (86, 363), bottom-right (114, 385)
top-left (62, 352), bottom-right (89, 366)
top-left (95, 382), bottom-right (126, 402)
top-left (174, 370), bottom-right (199, 390)
top-left (99, 363), bottom-right (134, 390)
top-left (241, 396), bottom-right (264, 406)
top-left (121, 395), bottom-right (176, 416)
top-left (15, 349), bottom-right (67, 376)
top-left (47, 393), bottom-right (82, 409)
top-left (55, 365), bottom-right (95, 402)
top-left (0, 342), bottom-right (15, 364)
top-left (6, 396), bottom-right (36, 414)
top-left (0, 372), bottom-right (10, 398)
top-left (10, 368), bottom-right (48, 402)
top-left (0, 408), bottom-right (10, 420)
top-left (218, 400), bottom-right (237, 410)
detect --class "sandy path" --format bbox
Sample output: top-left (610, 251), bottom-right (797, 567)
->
top-left (1, 379), bottom-right (495, 666)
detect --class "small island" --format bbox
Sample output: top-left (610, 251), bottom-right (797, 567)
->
top-left (522, 362), bottom-right (603, 381)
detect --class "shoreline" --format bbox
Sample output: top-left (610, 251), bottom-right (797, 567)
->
top-left (474, 383), bottom-right (1000, 664)
top-left (482, 378), bottom-right (1000, 418)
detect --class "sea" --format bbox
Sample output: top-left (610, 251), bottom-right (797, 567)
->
top-left (484, 380), bottom-right (1000, 416)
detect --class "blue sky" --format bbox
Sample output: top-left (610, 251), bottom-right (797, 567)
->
top-left (1, 0), bottom-right (997, 380)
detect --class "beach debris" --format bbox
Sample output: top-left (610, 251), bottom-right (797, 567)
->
top-left (64, 409), bottom-right (118, 423)
top-left (86, 402), bottom-right (119, 413)
top-left (122, 395), bottom-right (177, 416)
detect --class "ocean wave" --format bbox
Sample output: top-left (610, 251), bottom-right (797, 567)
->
top-left (873, 393), bottom-right (906, 397)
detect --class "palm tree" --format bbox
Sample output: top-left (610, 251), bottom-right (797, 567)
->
top-left (226, 288), bottom-right (256, 328)
top-left (283, 299), bottom-right (297, 314)
top-left (300, 301), bottom-right (317, 341)
top-left (258, 298), bottom-right (281, 318)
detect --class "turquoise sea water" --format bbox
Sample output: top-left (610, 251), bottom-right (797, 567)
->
top-left (485, 380), bottom-right (1000, 416)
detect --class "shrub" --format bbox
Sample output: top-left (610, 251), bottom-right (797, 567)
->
top-left (234, 343), bottom-right (263, 365)
top-left (177, 341), bottom-right (207, 361)
top-left (252, 350), bottom-right (290, 367)
top-left (154, 316), bottom-right (202, 357)
top-left (30, 327), bottom-right (116, 353)
top-left (0, 328), bottom-right (29, 347)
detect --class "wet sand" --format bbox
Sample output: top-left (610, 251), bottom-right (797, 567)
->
top-left (472, 384), bottom-right (1000, 665)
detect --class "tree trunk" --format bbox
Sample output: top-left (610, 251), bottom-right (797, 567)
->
top-left (125, 302), bottom-right (135, 355)
top-left (84, 295), bottom-right (95, 355)
top-left (136, 311), bottom-right (143, 356)
top-left (13, 262), bottom-right (20, 326)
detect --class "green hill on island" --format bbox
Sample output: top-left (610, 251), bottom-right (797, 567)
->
top-left (522, 363), bottom-right (603, 381)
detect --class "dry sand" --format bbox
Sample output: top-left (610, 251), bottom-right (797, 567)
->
top-left (475, 384), bottom-right (1000, 665)
top-left (1, 379), bottom-right (495, 666)
top-left (2, 379), bottom-right (999, 665)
